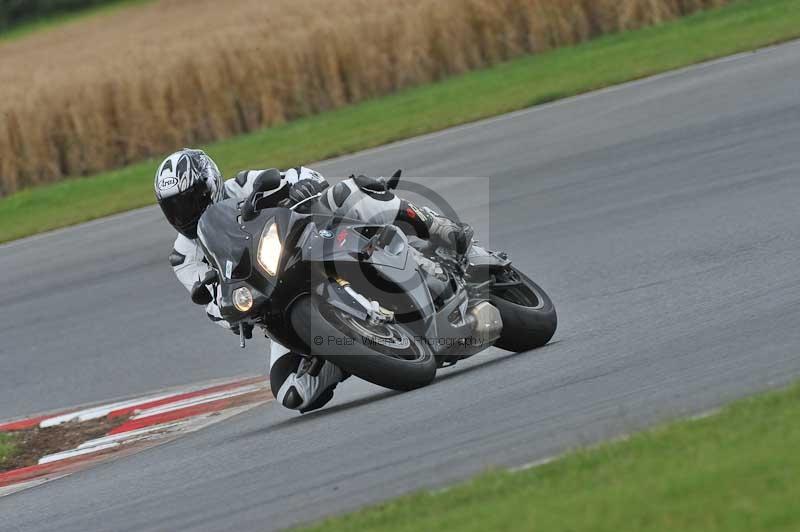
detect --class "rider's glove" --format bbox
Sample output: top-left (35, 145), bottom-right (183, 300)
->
top-left (288, 180), bottom-right (328, 205)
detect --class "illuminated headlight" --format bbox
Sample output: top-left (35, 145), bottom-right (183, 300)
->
top-left (257, 220), bottom-right (282, 276)
top-left (233, 287), bottom-right (254, 312)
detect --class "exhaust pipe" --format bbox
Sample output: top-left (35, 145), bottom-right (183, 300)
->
top-left (465, 301), bottom-right (503, 347)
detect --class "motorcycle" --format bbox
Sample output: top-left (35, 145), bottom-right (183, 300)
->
top-left (191, 170), bottom-right (557, 391)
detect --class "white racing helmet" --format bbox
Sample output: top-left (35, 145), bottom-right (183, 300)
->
top-left (155, 149), bottom-right (224, 238)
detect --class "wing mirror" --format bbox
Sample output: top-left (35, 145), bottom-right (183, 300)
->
top-left (242, 169), bottom-right (283, 221)
top-left (387, 169), bottom-right (402, 190)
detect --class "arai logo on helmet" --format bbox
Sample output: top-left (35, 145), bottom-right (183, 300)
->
top-left (158, 177), bottom-right (178, 190)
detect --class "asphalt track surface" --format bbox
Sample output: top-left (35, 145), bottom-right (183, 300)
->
top-left (2, 41), bottom-right (800, 531)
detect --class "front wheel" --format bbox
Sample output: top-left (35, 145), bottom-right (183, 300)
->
top-left (289, 296), bottom-right (437, 391)
top-left (490, 267), bottom-right (557, 352)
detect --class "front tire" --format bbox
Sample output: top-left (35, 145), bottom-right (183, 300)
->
top-left (289, 296), bottom-right (437, 391)
top-left (491, 268), bottom-right (557, 352)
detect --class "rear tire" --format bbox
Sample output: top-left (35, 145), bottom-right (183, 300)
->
top-left (491, 268), bottom-right (557, 352)
top-left (289, 296), bottom-right (437, 391)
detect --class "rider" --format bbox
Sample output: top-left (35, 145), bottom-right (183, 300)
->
top-left (155, 148), bottom-right (471, 413)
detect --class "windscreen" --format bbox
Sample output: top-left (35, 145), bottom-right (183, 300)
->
top-left (197, 199), bottom-right (253, 281)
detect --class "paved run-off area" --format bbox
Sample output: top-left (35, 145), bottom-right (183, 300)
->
top-left (1, 40), bottom-right (799, 530)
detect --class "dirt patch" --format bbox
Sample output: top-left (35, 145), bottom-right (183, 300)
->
top-left (0, 415), bottom-right (127, 472)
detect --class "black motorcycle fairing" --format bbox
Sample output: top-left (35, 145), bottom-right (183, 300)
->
top-left (294, 221), bottom-right (439, 332)
top-left (197, 199), bottom-right (254, 281)
top-left (429, 290), bottom-right (474, 356)
top-left (196, 203), bottom-right (293, 322)
top-left (280, 220), bottom-right (438, 343)
top-left (370, 264), bottom-right (435, 325)
top-left (295, 222), bottom-right (410, 271)
top-left (195, 198), bottom-right (476, 357)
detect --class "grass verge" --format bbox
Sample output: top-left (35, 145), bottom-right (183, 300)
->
top-left (0, 0), bottom-right (152, 41)
top-left (297, 382), bottom-right (800, 532)
top-left (2, 0), bottom-right (800, 244)
top-left (0, 433), bottom-right (20, 468)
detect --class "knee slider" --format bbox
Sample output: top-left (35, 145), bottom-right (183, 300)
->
top-left (282, 386), bottom-right (304, 410)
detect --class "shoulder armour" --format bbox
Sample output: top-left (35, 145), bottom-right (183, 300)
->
top-left (331, 181), bottom-right (351, 207)
top-left (235, 171), bottom-right (250, 187)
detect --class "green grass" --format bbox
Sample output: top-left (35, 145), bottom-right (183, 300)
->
top-left (297, 383), bottom-right (800, 532)
top-left (2, 0), bottom-right (800, 243)
top-left (0, 0), bottom-right (152, 41)
top-left (0, 433), bottom-right (20, 467)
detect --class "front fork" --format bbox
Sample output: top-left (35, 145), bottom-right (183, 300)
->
top-left (325, 278), bottom-right (395, 325)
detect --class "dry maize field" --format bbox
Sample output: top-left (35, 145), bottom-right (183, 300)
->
top-left (0, 0), bottom-right (728, 196)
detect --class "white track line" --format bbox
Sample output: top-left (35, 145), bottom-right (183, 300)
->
top-left (39, 392), bottom-right (178, 428)
top-left (130, 383), bottom-right (263, 420)
top-left (38, 443), bottom-right (120, 465)
top-left (0, 476), bottom-right (68, 498)
top-left (506, 408), bottom-right (726, 474)
top-left (76, 421), bottom-right (186, 450)
top-left (38, 379), bottom-right (263, 428)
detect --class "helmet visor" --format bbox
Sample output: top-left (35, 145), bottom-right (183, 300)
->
top-left (159, 184), bottom-right (212, 238)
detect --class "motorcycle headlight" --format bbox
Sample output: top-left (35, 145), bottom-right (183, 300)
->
top-left (257, 219), bottom-right (282, 276)
top-left (232, 287), bottom-right (254, 312)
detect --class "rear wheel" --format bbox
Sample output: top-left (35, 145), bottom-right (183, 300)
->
top-left (491, 267), bottom-right (557, 352)
top-left (289, 296), bottom-right (437, 391)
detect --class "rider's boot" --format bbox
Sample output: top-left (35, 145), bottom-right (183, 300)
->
top-left (269, 343), bottom-right (346, 413)
top-left (422, 207), bottom-right (474, 257)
